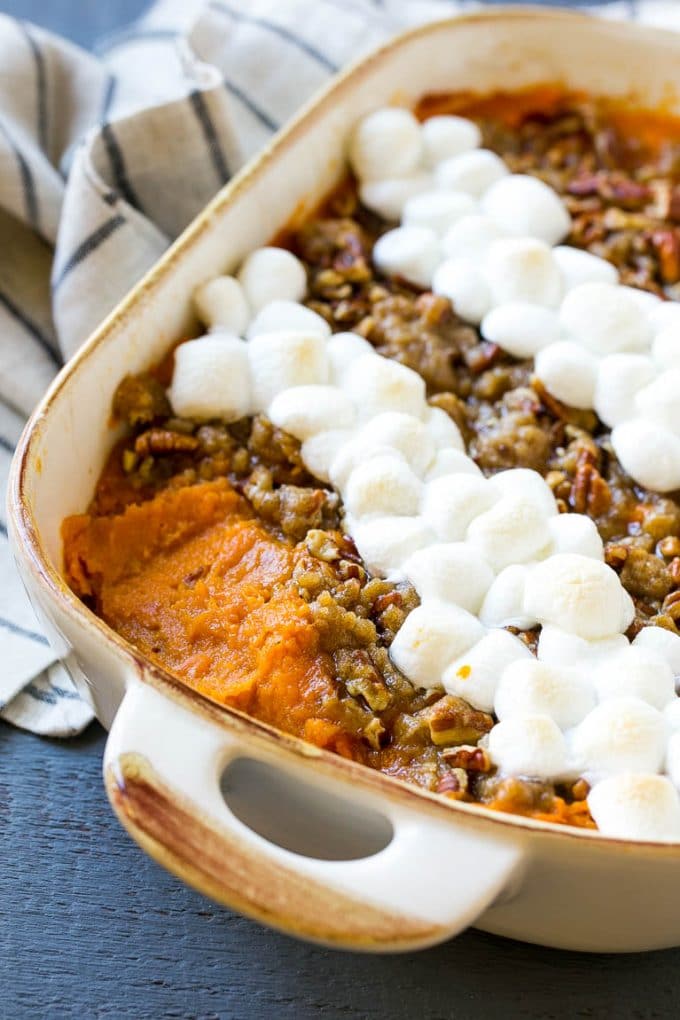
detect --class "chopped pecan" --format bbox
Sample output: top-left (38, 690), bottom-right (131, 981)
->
top-left (652, 228), bottom-right (680, 284)
top-left (436, 768), bottom-right (468, 797)
top-left (604, 543), bottom-right (629, 571)
top-left (441, 745), bottom-right (491, 773)
top-left (134, 428), bottom-right (200, 457)
top-left (570, 460), bottom-right (611, 516)
top-left (659, 536), bottom-right (680, 559)
top-left (420, 695), bottom-right (494, 747)
top-left (620, 547), bottom-right (672, 601)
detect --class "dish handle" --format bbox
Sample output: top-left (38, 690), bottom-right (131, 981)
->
top-left (104, 676), bottom-right (525, 951)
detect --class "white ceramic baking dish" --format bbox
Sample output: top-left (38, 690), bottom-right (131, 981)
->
top-left (10, 7), bottom-right (680, 953)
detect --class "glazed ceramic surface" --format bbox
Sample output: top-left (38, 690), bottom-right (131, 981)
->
top-left (10, 8), bottom-right (680, 953)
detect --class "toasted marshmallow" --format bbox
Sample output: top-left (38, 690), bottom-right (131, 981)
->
top-left (434, 149), bottom-right (509, 197)
top-left (593, 646), bottom-right (675, 711)
top-left (667, 732), bottom-right (680, 787)
top-left (560, 282), bottom-right (652, 355)
top-left (327, 332), bottom-right (376, 385)
top-left (193, 276), bottom-right (250, 335)
top-left (593, 353), bottom-right (656, 428)
top-left (356, 411), bottom-right (437, 475)
top-left (524, 554), bottom-right (634, 640)
top-left (432, 258), bottom-right (492, 325)
top-left (360, 173), bottom-right (432, 221)
top-left (373, 226), bottom-right (441, 288)
top-left (341, 354), bottom-right (427, 421)
top-left (441, 214), bottom-right (506, 261)
top-left (247, 300), bottom-right (330, 340)
top-left (489, 468), bottom-right (558, 518)
top-left (248, 330), bottom-right (328, 409)
top-left (344, 454), bottom-right (422, 519)
top-left (495, 659), bottom-right (595, 729)
top-left (389, 601), bottom-right (484, 690)
top-left (534, 340), bottom-right (598, 410)
top-left (634, 626), bottom-right (680, 676)
top-left (485, 238), bottom-right (563, 308)
top-left (268, 385), bottom-right (355, 441)
top-left (537, 625), bottom-right (629, 667)
top-left (480, 174), bottom-right (571, 246)
top-left (664, 699), bottom-right (680, 731)
top-left (300, 429), bottom-right (353, 484)
top-left (423, 406), bottom-right (464, 452)
top-left (169, 335), bottom-right (251, 422)
top-left (466, 495), bottom-right (552, 571)
top-left (588, 773), bottom-right (680, 841)
top-left (351, 515), bottom-right (433, 577)
top-left (349, 108), bottom-right (423, 182)
top-left (237, 247), bottom-right (307, 313)
top-left (402, 542), bottom-right (494, 614)
top-left (570, 696), bottom-right (666, 778)
top-left (425, 448), bottom-right (483, 481)
top-left (478, 564), bottom-right (537, 630)
top-left (480, 302), bottom-right (562, 359)
top-left (443, 629), bottom-right (532, 712)
top-left (421, 473), bottom-right (499, 542)
top-left (611, 419), bottom-right (680, 493)
top-left (635, 368), bottom-right (680, 434)
top-left (421, 115), bottom-right (482, 166)
top-left (552, 246), bottom-right (619, 291)
top-left (651, 327), bottom-right (680, 370)
top-left (402, 190), bottom-right (477, 235)
top-left (488, 714), bottom-right (569, 780)
top-left (547, 513), bottom-right (604, 560)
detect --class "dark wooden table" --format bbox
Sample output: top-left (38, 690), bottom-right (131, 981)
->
top-left (3, 2), bottom-right (680, 1017)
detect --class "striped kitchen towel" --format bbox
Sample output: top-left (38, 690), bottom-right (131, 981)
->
top-left (2, 0), bottom-right (679, 736)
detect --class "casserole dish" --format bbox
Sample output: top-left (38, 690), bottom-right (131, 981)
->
top-left (10, 7), bottom-right (680, 953)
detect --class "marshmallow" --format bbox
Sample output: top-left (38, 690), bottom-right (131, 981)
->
top-left (620, 286), bottom-right (663, 318)
top-left (372, 226), bottom-right (441, 288)
top-left (248, 330), bottom-right (328, 410)
top-left (489, 468), bottom-right (558, 518)
top-left (667, 732), bottom-right (680, 787)
top-left (389, 602), bottom-right (484, 690)
top-left (651, 327), bottom-right (680, 370)
top-left (443, 629), bottom-right (532, 713)
top-left (442, 214), bottom-right (506, 262)
top-left (425, 448), bottom-right (483, 481)
top-left (538, 625), bottom-right (629, 667)
top-left (351, 515), bottom-right (433, 577)
top-left (344, 454), bottom-right (422, 519)
top-left (547, 513), bottom-right (604, 560)
top-left (434, 149), bottom-right (509, 197)
top-left (588, 773), bottom-right (680, 841)
top-left (432, 258), bottom-right (492, 325)
top-left (466, 495), bottom-right (552, 571)
top-left (480, 302), bottom-right (562, 359)
top-left (478, 564), bottom-right (537, 630)
top-left (193, 276), bottom-right (250, 335)
top-left (421, 473), bottom-right (499, 542)
top-left (402, 190), bottom-right (477, 235)
top-left (356, 411), bottom-right (437, 475)
top-left (327, 332), bottom-right (376, 385)
top-left (169, 335), bottom-right (251, 422)
top-left (552, 246), bottom-right (619, 290)
top-left (360, 173), bottom-right (432, 221)
top-left (488, 714), bottom-right (569, 780)
top-left (485, 238), bottom-right (563, 308)
top-left (480, 174), bottom-right (571, 246)
top-left (634, 626), bottom-right (680, 676)
top-left (300, 429), bottom-right (353, 484)
top-left (247, 300), bottom-right (331, 340)
top-left (649, 302), bottom-right (680, 334)
top-left (423, 406), bottom-right (464, 451)
top-left (402, 542), bottom-right (494, 614)
top-left (611, 419), bottom-right (680, 493)
top-left (341, 354), bottom-right (427, 421)
top-left (593, 353), bottom-right (657, 428)
top-left (534, 341), bottom-right (598, 409)
top-left (560, 282), bottom-right (652, 355)
top-left (421, 115), bottom-right (482, 166)
top-left (268, 385), bottom-right (355, 441)
top-left (349, 108), bottom-right (423, 182)
top-left (664, 699), bottom-right (680, 731)
top-left (635, 368), bottom-right (680, 434)
top-left (237, 247), bottom-right (307, 312)
top-left (570, 696), bottom-right (666, 778)
top-left (494, 659), bottom-right (596, 729)
top-left (593, 646), bottom-right (675, 711)
top-left (524, 554), bottom-right (634, 640)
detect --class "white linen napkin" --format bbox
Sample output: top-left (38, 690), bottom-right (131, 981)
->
top-left (2, 0), bottom-right (679, 736)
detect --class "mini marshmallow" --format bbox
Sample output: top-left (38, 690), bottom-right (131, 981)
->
top-left (246, 300), bottom-right (331, 340)
top-left (402, 190), bottom-right (477, 235)
top-left (421, 473), bottom-right (499, 542)
top-left (268, 385), bottom-right (355, 441)
top-left (169, 335), bottom-right (251, 422)
top-left (478, 564), bottom-right (537, 630)
top-left (248, 330), bottom-right (328, 410)
top-left (588, 773), bottom-right (680, 841)
top-left (547, 513), bottom-right (604, 560)
top-left (489, 468), bottom-right (558, 518)
top-left (480, 174), bottom-right (571, 246)
top-left (344, 454), bottom-right (422, 519)
top-left (488, 714), bottom-right (568, 780)
top-left (402, 542), bottom-right (494, 614)
top-left (443, 629), bottom-right (532, 713)
top-left (634, 626), bottom-right (680, 676)
top-left (360, 173), bottom-right (432, 221)
top-left (389, 601), bottom-right (484, 690)
top-left (466, 495), bottom-right (552, 571)
top-left (421, 115), bottom-right (482, 166)
top-left (432, 258), bottom-right (492, 325)
top-left (552, 246), bottom-right (619, 290)
top-left (592, 646), bottom-right (675, 711)
top-left (667, 732), bottom-right (680, 787)
top-left (356, 411), bottom-right (437, 475)
top-left (485, 238), bottom-right (563, 308)
top-left (570, 696), bottom-right (666, 778)
top-left (193, 276), bottom-right (250, 335)
top-left (351, 515), bottom-right (433, 578)
top-left (480, 302), bottom-right (562, 359)
top-left (534, 341), bottom-right (598, 410)
top-left (664, 699), bottom-right (680, 731)
top-left (620, 285), bottom-right (663, 317)
top-left (372, 226), bottom-right (441, 288)
top-left (237, 247), bottom-right (307, 313)
top-left (494, 659), bottom-right (595, 729)
top-left (524, 554), bottom-right (634, 640)
top-left (349, 108), bottom-right (423, 182)
top-left (538, 625), bottom-right (629, 667)
top-left (434, 149), bottom-right (509, 197)
top-left (611, 419), bottom-right (680, 493)
top-left (423, 406), bottom-right (464, 451)
top-left (441, 214), bottom-right (506, 261)
top-left (593, 353), bottom-right (657, 428)
top-left (635, 368), bottom-right (680, 434)
top-left (651, 327), bottom-right (680, 370)
top-left (650, 302), bottom-right (680, 334)
top-left (341, 354), bottom-right (427, 421)
top-left (559, 282), bottom-right (652, 355)
top-left (300, 429), bottom-right (353, 484)
top-left (327, 332), bottom-right (376, 385)
top-left (425, 448), bottom-right (483, 481)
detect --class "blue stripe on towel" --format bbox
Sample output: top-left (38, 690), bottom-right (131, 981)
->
top-left (221, 78), bottom-right (279, 132)
top-left (52, 214), bottom-right (126, 290)
top-left (188, 90), bottom-right (231, 184)
top-left (0, 616), bottom-right (50, 647)
top-left (209, 1), bottom-right (338, 72)
top-left (0, 290), bottom-right (60, 365)
top-left (18, 21), bottom-right (48, 153)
